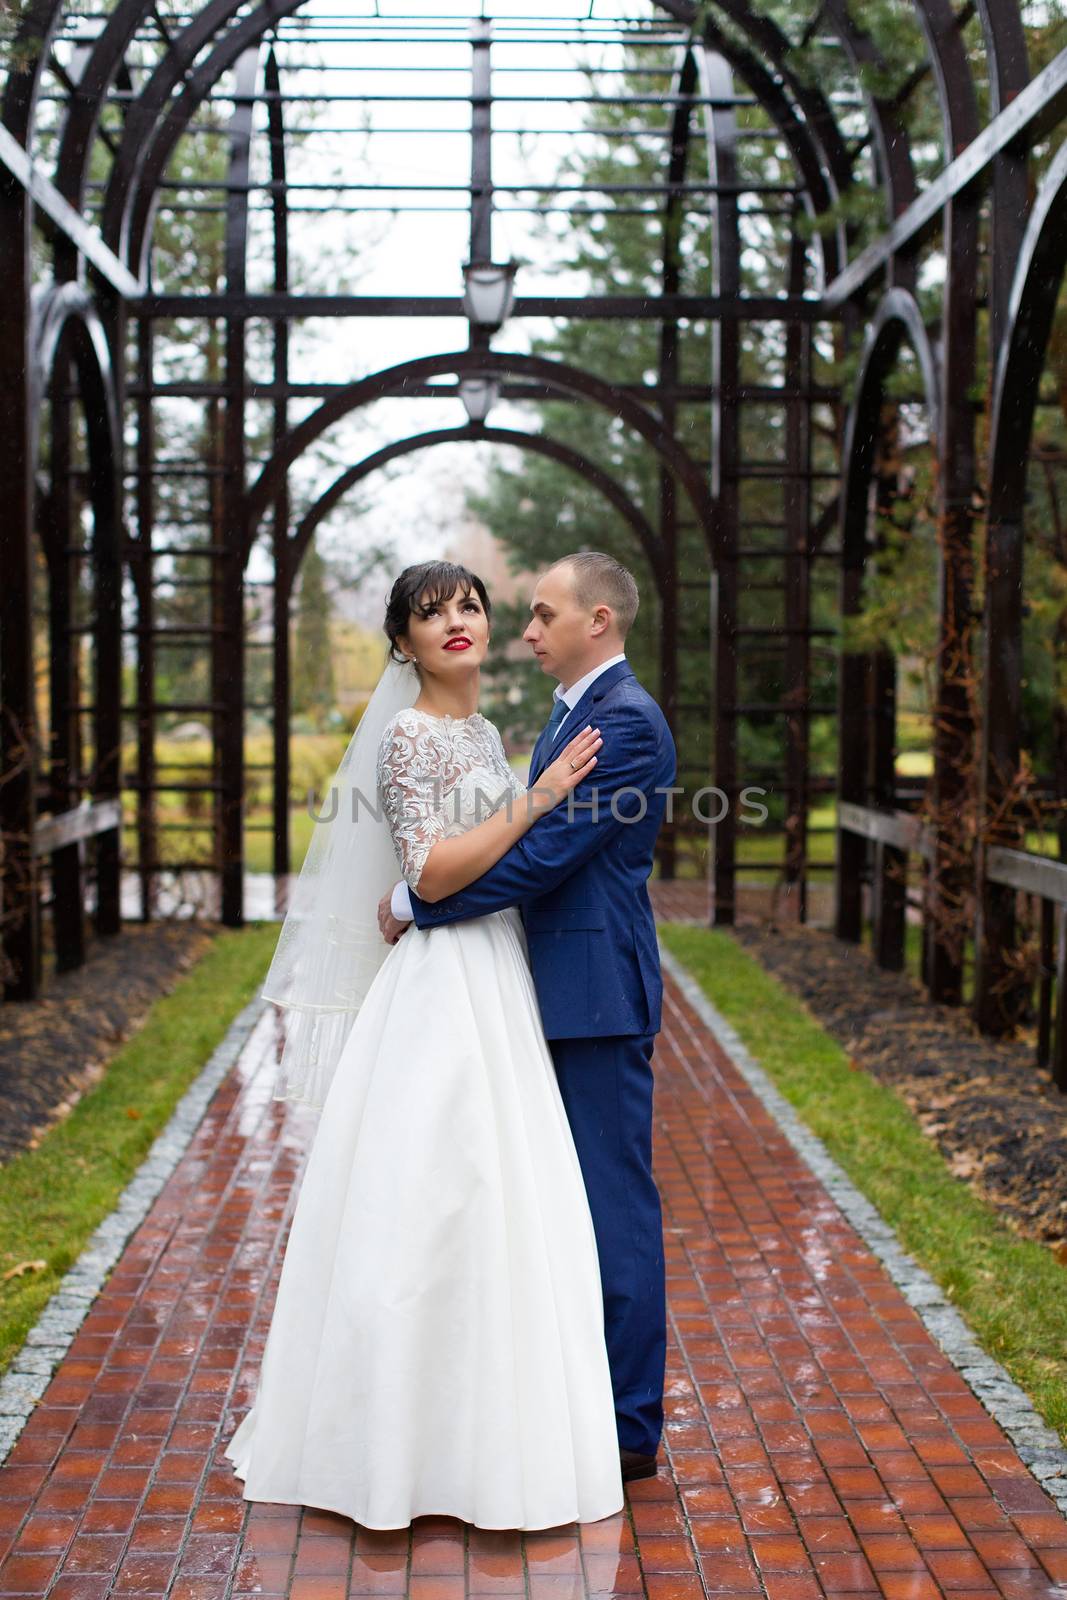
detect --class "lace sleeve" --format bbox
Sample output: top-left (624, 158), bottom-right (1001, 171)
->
top-left (486, 719), bottom-right (527, 800)
top-left (376, 711), bottom-right (448, 894)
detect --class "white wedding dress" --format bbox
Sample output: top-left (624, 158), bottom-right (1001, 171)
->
top-left (224, 707), bottom-right (624, 1530)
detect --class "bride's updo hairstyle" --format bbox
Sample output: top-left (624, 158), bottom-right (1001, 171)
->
top-left (384, 560), bottom-right (492, 669)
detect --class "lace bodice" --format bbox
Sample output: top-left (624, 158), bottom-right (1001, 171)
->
top-left (376, 708), bottom-right (527, 894)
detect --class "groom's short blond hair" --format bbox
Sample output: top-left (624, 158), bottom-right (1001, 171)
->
top-left (550, 552), bottom-right (639, 638)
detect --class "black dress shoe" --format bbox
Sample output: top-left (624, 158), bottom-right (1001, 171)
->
top-left (620, 1447), bottom-right (658, 1483)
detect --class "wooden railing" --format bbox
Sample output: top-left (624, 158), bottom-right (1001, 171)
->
top-left (32, 798), bottom-right (122, 977)
top-left (837, 801), bottom-right (1067, 1089)
top-left (32, 798), bottom-right (122, 858)
top-left (836, 800), bottom-right (932, 972)
top-left (984, 845), bottom-right (1067, 1089)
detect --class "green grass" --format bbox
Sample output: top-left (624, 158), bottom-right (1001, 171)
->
top-left (244, 807), bottom-right (317, 874)
top-left (0, 923), bottom-right (278, 1377)
top-left (659, 923), bottom-right (1067, 1444)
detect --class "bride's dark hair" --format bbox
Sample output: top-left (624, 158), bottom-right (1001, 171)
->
top-left (384, 561), bottom-right (492, 666)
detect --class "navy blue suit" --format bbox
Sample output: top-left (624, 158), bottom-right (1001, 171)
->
top-left (408, 660), bottom-right (676, 1456)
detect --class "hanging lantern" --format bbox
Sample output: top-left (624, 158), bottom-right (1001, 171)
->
top-left (459, 376), bottom-right (499, 425)
top-left (461, 261), bottom-right (518, 330)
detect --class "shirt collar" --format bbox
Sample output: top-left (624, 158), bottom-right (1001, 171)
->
top-left (553, 653), bottom-right (628, 711)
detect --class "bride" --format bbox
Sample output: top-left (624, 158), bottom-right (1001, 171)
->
top-left (224, 559), bottom-right (625, 1530)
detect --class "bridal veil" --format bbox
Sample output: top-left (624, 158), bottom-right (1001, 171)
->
top-left (262, 652), bottom-right (420, 1109)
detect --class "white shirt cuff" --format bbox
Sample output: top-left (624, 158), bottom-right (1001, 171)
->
top-left (390, 880), bottom-right (414, 921)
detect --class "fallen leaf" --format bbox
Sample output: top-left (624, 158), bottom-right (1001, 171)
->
top-left (2, 1259), bottom-right (47, 1282)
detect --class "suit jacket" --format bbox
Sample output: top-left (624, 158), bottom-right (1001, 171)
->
top-left (407, 660), bottom-right (677, 1039)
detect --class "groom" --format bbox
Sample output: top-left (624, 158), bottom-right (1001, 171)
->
top-left (378, 551), bottom-right (677, 1482)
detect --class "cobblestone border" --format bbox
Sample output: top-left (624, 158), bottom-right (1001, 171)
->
top-left (659, 945), bottom-right (1067, 1519)
top-left (0, 995), bottom-right (266, 1467)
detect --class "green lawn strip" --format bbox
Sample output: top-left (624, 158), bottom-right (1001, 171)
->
top-left (658, 923), bottom-right (1067, 1444)
top-left (0, 923), bottom-right (278, 1377)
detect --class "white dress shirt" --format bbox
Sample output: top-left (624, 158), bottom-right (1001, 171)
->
top-left (389, 653), bottom-right (628, 923)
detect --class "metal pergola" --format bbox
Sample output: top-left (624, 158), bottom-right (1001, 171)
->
top-left (2, 0), bottom-right (1067, 1080)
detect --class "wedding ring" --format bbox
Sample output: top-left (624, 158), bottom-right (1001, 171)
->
top-left (569, 759), bottom-right (580, 770)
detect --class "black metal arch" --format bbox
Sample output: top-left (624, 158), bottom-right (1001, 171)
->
top-left (973, 0), bottom-right (1030, 346)
top-left (892, 0), bottom-right (983, 1006)
top-left (841, 288), bottom-right (941, 530)
top-left (987, 139), bottom-right (1067, 525)
top-left (656, 0), bottom-right (901, 259)
top-left (840, 283), bottom-right (942, 604)
top-left (695, 15), bottom-right (846, 285)
top-left (691, 1), bottom-right (856, 286)
top-left (20, 281), bottom-right (123, 992)
top-left (243, 349), bottom-right (719, 571)
top-left (700, 0), bottom-right (855, 200)
top-left (29, 283), bottom-right (121, 482)
top-left (976, 137), bottom-right (1067, 1031)
top-left (92, 0), bottom-right (863, 284)
top-left (290, 426), bottom-right (662, 584)
top-left (814, 0), bottom-right (920, 254)
top-left (114, 0), bottom-right (289, 271)
top-left (96, 0), bottom-right (259, 257)
top-left (837, 286), bottom-right (940, 732)
top-left (53, 0), bottom-right (151, 211)
top-left (835, 284), bottom-right (941, 970)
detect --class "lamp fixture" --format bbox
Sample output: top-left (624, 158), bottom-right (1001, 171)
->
top-left (461, 260), bottom-right (518, 330)
top-left (459, 376), bottom-right (499, 426)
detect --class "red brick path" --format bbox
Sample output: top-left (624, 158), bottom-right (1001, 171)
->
top-left (1, 971), bottom-right (1065, 1599)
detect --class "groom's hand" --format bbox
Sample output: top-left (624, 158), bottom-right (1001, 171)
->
top-left (378, 890), bottom-right (410, 946)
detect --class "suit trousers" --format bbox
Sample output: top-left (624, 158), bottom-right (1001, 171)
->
top-left (549, 1032), bottom-right (666, 1458)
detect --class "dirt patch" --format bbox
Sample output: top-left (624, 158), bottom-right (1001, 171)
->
top-left (0, 923), bottom-right (214, 1165)
top-left (732, 923), bottom-right (1067, 1257)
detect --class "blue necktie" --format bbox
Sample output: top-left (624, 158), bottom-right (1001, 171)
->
top-left (543, 696), bottom-right (571, 747)
top-left (531, 697), bottom-right (572, 782)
